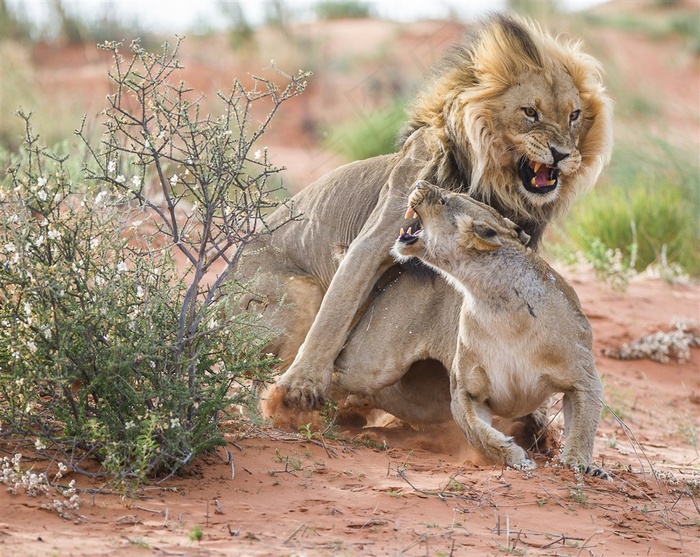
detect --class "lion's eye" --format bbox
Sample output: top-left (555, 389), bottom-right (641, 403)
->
top-left (522, 107), bottom-right (538, 121)
top-left (439, 196), bottom-right (447, 205)
top-left (569, 109), bottom-right (581, 123)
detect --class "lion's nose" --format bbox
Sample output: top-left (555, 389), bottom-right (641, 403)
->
top-left (550, 147), bottom-right (569, 164)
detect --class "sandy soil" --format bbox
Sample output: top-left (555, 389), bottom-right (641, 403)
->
top-left (1, 269), bottom-right (698, 557)
top-left (2, 5), bottom-right (699, 557)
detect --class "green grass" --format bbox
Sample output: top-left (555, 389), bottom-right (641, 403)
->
top-left (327, 99), bottom-right (407, 161)
top-left (557, 135), bottom-right (700, 278)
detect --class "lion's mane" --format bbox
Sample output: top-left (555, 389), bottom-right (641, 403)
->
top-left (401, 14), bottom-right (613, 237)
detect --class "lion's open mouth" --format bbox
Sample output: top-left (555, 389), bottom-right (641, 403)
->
top-left (519, 158), bottom-right (559, 195)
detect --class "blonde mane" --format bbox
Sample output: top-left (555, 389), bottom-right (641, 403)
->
top-left (402, 13), bottom-right (613, 230)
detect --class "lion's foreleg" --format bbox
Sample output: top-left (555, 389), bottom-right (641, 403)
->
top-left (560, 377), bottom-right (609, 480)
top-left (451, 363), bottom-right (535, 470)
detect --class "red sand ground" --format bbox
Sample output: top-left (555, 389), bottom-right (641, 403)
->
top-left (1, 4), bottom-right (699, 556)
top-left (1, 269), bottom-right (698, 556)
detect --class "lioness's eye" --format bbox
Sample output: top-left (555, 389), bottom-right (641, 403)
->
top-left (521, 107), bottom-right (538, 120)
top-left (439, 196), bottom-right (447, 205)
top-left (569, 109), bottom-right (581, 123)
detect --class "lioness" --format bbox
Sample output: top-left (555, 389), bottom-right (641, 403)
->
top-left (238, 14), bottom-right (612, 411)
top-left (332, 181), bottom-right (608, 477)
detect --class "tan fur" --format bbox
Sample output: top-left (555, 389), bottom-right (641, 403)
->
top-left (332, 181), bottom-right (608, 477)
top-left (237, 14), bottom-right (612, 411)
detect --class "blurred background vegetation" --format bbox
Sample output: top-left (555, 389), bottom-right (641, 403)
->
top-left (1, 0), bottom-right (698, 280)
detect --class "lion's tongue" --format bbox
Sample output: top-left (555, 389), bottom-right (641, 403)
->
top-left (534, 167), bottom-right (550, 187)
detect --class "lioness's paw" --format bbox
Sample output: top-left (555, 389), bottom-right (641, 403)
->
top-left (562, 455), bottom-right (612, 481)
top-left (578, 464), bottom-right (612, 481)
top-left (505, 444), bottom-right (536, 471)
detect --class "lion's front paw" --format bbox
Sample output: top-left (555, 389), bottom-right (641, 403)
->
top-left (276, 367), bottom-right (330, 410)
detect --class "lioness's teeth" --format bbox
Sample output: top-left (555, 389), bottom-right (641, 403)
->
top-left (407, 227), bottom-right (413, 235)
top-left (399, 227), bottom-right (405, 236)
top-left (533, 162), bottom-right (542, 173)
top-left (546, 179), bottom-right (556, 186)
top-left (405, 207), bottom-right (415, 219)
top-left (530, 177), bottom-right (537, 186)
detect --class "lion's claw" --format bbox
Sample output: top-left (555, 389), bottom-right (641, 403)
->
top-left (275, 382), bottom-right (327, 411)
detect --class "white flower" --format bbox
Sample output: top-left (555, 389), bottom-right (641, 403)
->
top-left (37, 176), bottom-right (47, 188)
top-left (107, 160), bottom-right (116, 174)
top-left (47, 228), bottom-right (61, 240)
top-left (23, 302), bottom-right (32, 316)
top-left (169, 174), bottom-right (178, 186)
top-left (90, 238), bottom-right (100, 249)
top-left (37, 190), bottom-right (47, 201)
top-left (34, 235), bottom-right (44, 248)
top-left (116, 261), bottom-right (128, 273)
top-left (254, 149), bottom-right (262, 160)
top-left (131, 220), bottom-right (142, 229)
top-left (131, 175), bottom-right (142, 189)
top-left (3, 242), bottom-right (15, 253)
top-left (125, 420), bottom-right (135, 430)
top-left (34, 438), bottom-right (46, 451)
top-left (170, 418), bottom-right (180, 429)
top-left (94, 191), bottom-right (108, 205)
top-left (115, 175), bottom-right (126, 184)
top-left (136, 285), bottom-right (144, 298)
top-left (39, 218), bottom-right (49, 228)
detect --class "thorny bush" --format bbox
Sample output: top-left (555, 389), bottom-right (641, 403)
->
top-left (0, 38), bottom-right (308, 490)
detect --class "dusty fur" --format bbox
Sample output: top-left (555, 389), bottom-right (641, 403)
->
top-left (334, 182), bottom-right (608, 477)
top-left (235, 14), bottom-right (613, 416)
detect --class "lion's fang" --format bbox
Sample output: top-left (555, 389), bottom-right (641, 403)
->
top-left (530, 177), bottom-right (537, 186)
top-left (407, 227), bottom-right (413, 235)
top-left (546, 179), bottom-right (556, 186)
top-left (405, 207), bottom-right (415, 219)
top-left (533, 162), bottom-right (542, 172)
top-left (399, 227), bottom-right (405, 236)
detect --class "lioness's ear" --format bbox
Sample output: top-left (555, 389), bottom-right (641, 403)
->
top-left (471, 221), bottom-right (503, 250)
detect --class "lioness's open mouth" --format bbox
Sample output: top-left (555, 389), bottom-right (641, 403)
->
top-left (519, 157), bottom-right (559, 195)
top-left (399, 206), bottom-right (422, 244)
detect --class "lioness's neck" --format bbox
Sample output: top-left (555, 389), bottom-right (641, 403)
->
top-left (450, 245), bottom-right (545, 314)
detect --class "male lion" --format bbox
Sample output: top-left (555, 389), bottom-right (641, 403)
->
top-left (329, 180), bottom-right (607, 477)
top-left (238, 14), bottom-right (613, 411)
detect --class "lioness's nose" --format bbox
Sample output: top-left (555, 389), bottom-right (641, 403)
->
top-left (550, 147), bottom-right (569, 163)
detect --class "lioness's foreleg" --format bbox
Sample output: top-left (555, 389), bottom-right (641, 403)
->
top-left (561, 379), bottom-right (609, 480)
top-left (451, 364), bottom-right (535, 470)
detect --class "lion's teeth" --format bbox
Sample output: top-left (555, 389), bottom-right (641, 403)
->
top-left (530, 177), bottom-right (536, 186)
top-left (533, 162), bottom-right (542, 173)
top-left (407, 227), bottom-right (413, 235)
top-left (546, 179), bottom-right (556, 186)
top-left (399, 227), bottom-right (405, 236)
top-left (405, 207), bottom-right (415, 220)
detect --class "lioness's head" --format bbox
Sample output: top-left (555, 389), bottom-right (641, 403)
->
top-left (404, 14), bottom-right (612, 227)
top-left (393, 181), bottom-right (530, 276)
